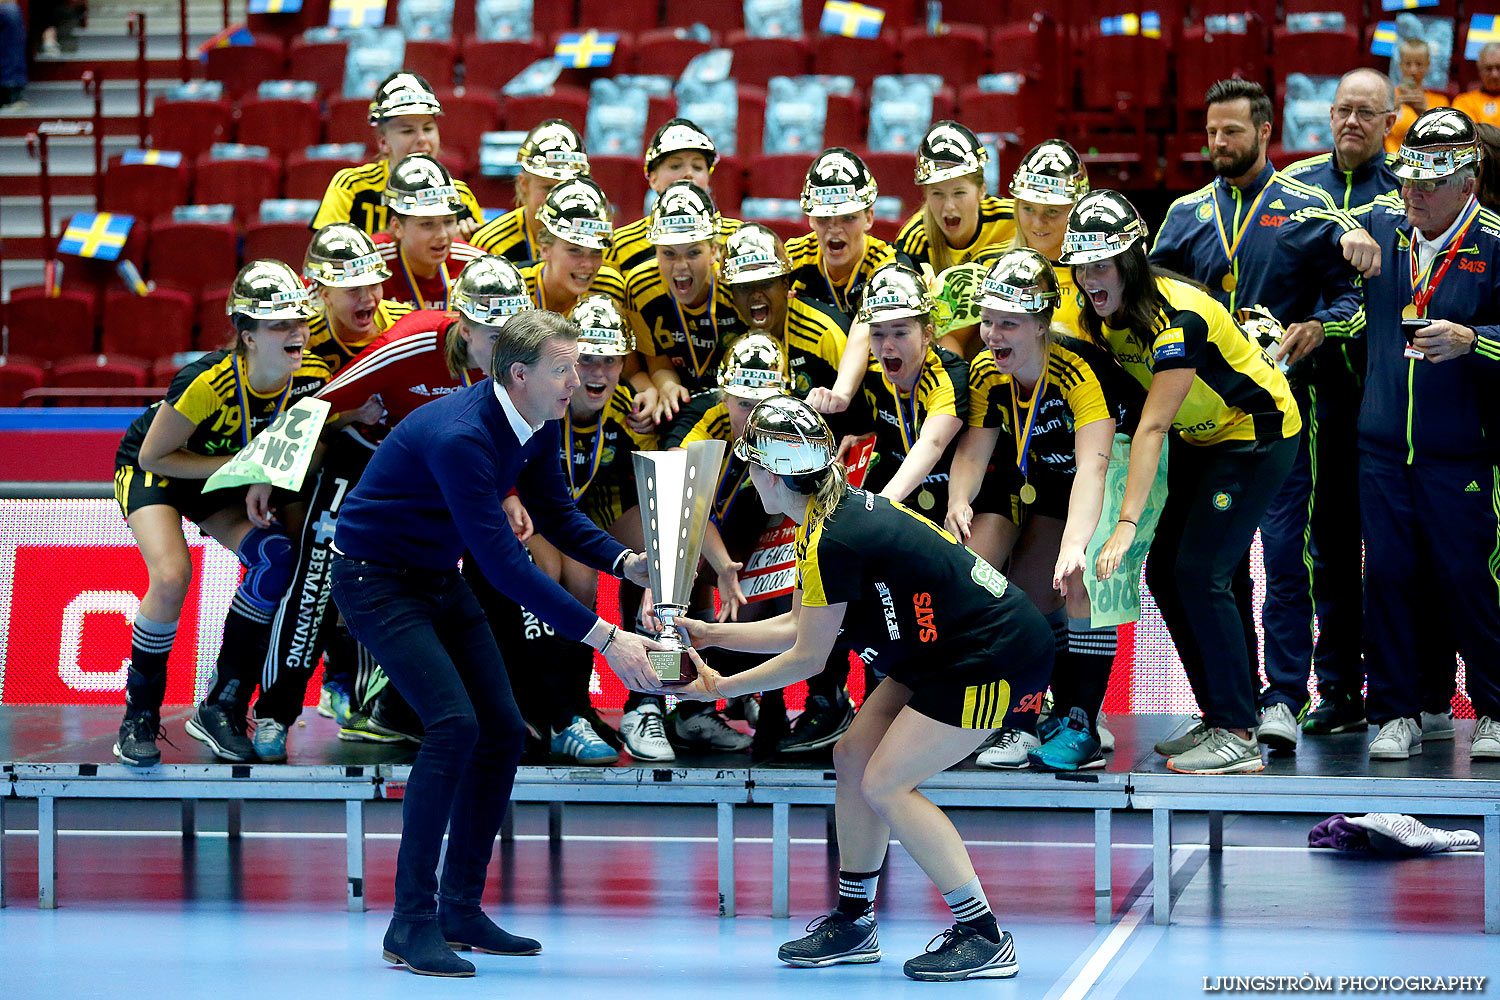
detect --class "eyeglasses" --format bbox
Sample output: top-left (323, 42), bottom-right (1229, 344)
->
top-left (1332, 105), bottom-right (1395, 124)
top-left (1401, 176), bottom-right (1455, 194)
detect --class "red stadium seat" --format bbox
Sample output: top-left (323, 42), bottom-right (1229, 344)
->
top-left (101, 288), bottom-right (196, 357)
top-left (244, 220), bottom-right (315, 268)
top-left (195, 286), bottom-right (235, 351)
top-left (326, 96), bottom-right (376, 146)
top-left (711, 153), bottom-right (745, 219)
top-left (148, 219), bottom-right (239, 299)
top-left (587, 155), bottom-right (651, 222)
top-left (533, 0), bottom-right (578, 37)
top-left (1164, 129), bottom-right (1214, 191)
top-left (736, 84), bottom-right (768, 160)
top-left (959, 82), bottom-right (1058, 150)
top-left (3, 287), bottom-right (97, 359)
top-left (50, 354), bottom-right (151, 404)
top-left (439, 92), bottom-right (503, 156)
top-left (812, 34), bottom-right (897, 91)
top-left (464, 174), bottom-right (518, 213)
top-left (1270, 27), bottom-right (1360, 82)
top-left (577, 0), bottom-right (658, 33)
top-left (739, 216), bottom-right (802, 244)
top-left (0, 355), bottom-right (47, 407)
top-left (101, 158), bottom-right (190, 220)
top-left (504, 87), bottom-right (591, 132)
top-left (862, 150), bottom-right (917, 218)
top-left (1177, 19), bottom-right (1269, 117)
top-left (150, 353), bottom-right (185, 388)
top-left (664, 0), bottom-right (739, 34)
top-left (236, 97), bottom-right (324, 159)
top-left (990, 15), bottom-right (1064, 107)
top-left (1077, 131), bottom-right (1160, 191)
top-left (1282, 0), bottom-right (1363, 21)
top-left (635, 27), bottom-right (714, 78)
top-left (747, 153), bottom-right (812, 200)
top-left (405, 39), bottom-right (459, 89)
top-left (459, 37), bottom-right (548, 93)
top-left (823, 90), bottom-right (865, 150)
top-left (726, 31), bottom-right (810, 88)
top-left (193, 153), bottom-right (282, 224)
top-left (149, 99), bottom-right (234, 162)
top-left (287, 37), bottom-right (349, 97)
top-left (869, 217), bottom-right (901, 243)
top-left (285, 150), bottom-right (363, 200)
top-left (203, 36), bottom-right (287, 100)
top-left (1078, 30), bottom-right (1170, 111)
top-left (897, 25), bottom-right (988, 87)
top-left (644, 94), bottom-right (674, 149)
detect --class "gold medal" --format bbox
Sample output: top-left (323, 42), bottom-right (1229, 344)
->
top-left (1019, 481), bottom-right (1037, 506)
top-left (917, 488), bottom-right (935, 510)
top-left (1402, 303), bottom-right (1420, 320)
top-left (1221, 272), bottom-right (1237, 292)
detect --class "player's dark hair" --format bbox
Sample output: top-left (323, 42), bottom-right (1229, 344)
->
top-left (1205, 78), bottom-right (1274, 130)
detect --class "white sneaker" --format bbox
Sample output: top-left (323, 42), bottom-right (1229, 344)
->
top-left (673, 707), bottom-right (752, 751)
top-left (1256, 702), bottom-right (1300, 752)
top-left (1421, 711), bottom-right (1455, 741)
top-left (976, 729), bottom-right (1040, 769)
top-left (619, 703), bottom-right (676, 762)
top-left (1369, 718), bottom-right (1423, 760)
top-left (1471, 716), bottom-right (1500, 760)
top-left (1095, 713), bottom-right (1115, 753)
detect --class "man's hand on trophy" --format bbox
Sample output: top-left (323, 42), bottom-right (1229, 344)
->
top-left (715, 560), bottom-right (746, 622)
top-left (622, 550), bottom-right (652, 588)
top-left (603, 629), bottom-right (668, 691)
top-left (666, 648), bottom-right (723, 701)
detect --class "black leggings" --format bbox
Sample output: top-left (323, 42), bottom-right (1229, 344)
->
top-left (1145, 436), bottom-right (1297, 731)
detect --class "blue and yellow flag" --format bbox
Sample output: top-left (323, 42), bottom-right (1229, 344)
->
top-left (1100, 11), bottom-right (1161, 39)
top-left (1371, 21), bottom-right (1398, 58)
top-left (820, 1), bottom-right (885, 39)
top-left (121, 149), bottom-right (183, 168)
top-left (116, 259), bottom-right (151, 296)
top-left (1382, 0), bottom-right (1437, 10)
top-left (1467, 14), bottom-right (1500, 61)
top-left (58, 213), bottom-right (134, 261)
top-left (248, 0), bottom-right (303, 12)
top-left (197, 23), bottom-right (253, 62)
top-left (328, 0), bottom-right (387, 29)
top-left (554, 30), bottom-right (617, 68)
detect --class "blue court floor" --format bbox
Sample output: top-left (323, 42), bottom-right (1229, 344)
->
top-left (2, 800), bottom-right (1497, 998)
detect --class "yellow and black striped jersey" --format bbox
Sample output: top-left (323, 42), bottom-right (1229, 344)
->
top-left (895, 196), bottom-right (1017, 270)
top-left (563, 384), bottom-right (658, 528)
top-left (1099, 276), bottom-right (1301, 447)
top-left (857, 344), bottom-right (969, 516)
top-left (784, 232), bottom-right (896, 318)
top-left (307, 300), bottom-right (413, 376)
top-left (605, 214), bottom-right (743, 275)
top-left (469, 206), bottom-right (536, 264)
top-left (750, 296), bottom-right (850, 398)
top-left (624, 261), bottom-right (749, 393)
top-left (519, 261), bottom-right (628, 312)
top-left (116, 350), bottom-right (330, 467)
top-left (968, 336), bottom-right (1142, 479)
top-left (664, 391), bottom-right (755, 525)
top-left (312, 160), bottom-right (485, 236)
top-left (1051, 262), bottom-right (1088, 341)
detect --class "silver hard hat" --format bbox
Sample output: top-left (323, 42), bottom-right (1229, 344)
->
top-left (517, 118), bottom-right (590, 181)
top-left (856, 261), bottom-right (934, 326)
top-left (571, 293), bottom-right (635, 355)
top-left (914, 120), bottom-right (989, 186)
top-left (450, 255), bottom-right (534, 327)
top-left (719, 223), bottom-right (792, 285)
top-left (1396, 107), bottom-right (1481, 181)
top-left (384, 153), bottom-right (464, 218)
top-left (1058, 190), bottom-right (1149, 265)
top-left (733, 394), bottom-right (836, 477)
top-left (977, 247), bottom-right (1061, 314)
top-left (537, 177), bottom-right (614, 250)
top-left (303, 223), bottom-right (390, 288)
top-left (227, 259), bottom-right (319, 320)
top-left (367, 71), bottom-right (442, 126)
top-left (717, 334), bottom-right (789, 400)
top-left (801, 146), bottom-right (878, 217)
top-left (1010, 139), bottom-right (1089, 206)
top-left (647, 180), bottom-right (719, 246)
top-left (645, 117), bottom-right (718, 174)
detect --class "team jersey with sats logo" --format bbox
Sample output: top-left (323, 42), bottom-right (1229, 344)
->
top-left (1098, 276), bottom-right (1301, 447)
top-left (895, 196), bottom-right (1017, 270)
top-left (605, 215), bottom-right (742, 275)
top-left (312, 161), bottom-right (484, 236)
top-left (519, 261), bottom-right (628, 312)
top-left (856, 344), bottom-right (969, 516)
top-left (371, 234), bottom-right (485, 309)
top-left (116, 351), bottom-right (330, 467)
top-left (795, 486), bottom-right (1032, 686)
top-left (967, 335), bottom-right (1143, 477)
top-left (624, 261), bottom-right (749, 392)
top-left (315, 310), bottom-right (481, 428)
top-left (563, 384), bottom-right (658, 528)
top-left (784, 232), bottom-right (895, 318)
top-left (306, 300), bottom-right (413, 376)
top-left (664, 392), bottom-right (754, 526)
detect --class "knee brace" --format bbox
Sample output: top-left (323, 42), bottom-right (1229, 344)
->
top-left (236, 526), bottom-right (295, 611)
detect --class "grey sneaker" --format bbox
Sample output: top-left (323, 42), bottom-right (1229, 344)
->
top-left (1369, 717), bottom-right (1422, 760)
top-left (252, 719), bottom-right (288, 763)
top-left (671, 707), bottom-right (752, 751)
top-left (902, 926), bottom-right (1018, 982)
top-left (1096, 713), bottom-right (1115, 752)
top-left (777, 911), bottom-right (880, 967)
top-left (1471, 716), bottom-right (1500, 760)
top-left (1167, 727), bottom-right (1264, 774)
top-left (1421, 711), bottom-right (1455, 741)
top-left (185, 701), bottom-right (256, 762)
top-left (1154, 717), bottom-right (1209, 756)
top-left (1257, 702), bottom-right (1300, 753)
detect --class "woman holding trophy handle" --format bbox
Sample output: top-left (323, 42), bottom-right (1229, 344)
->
top-left (671, 395), bottom-right (1052, 983)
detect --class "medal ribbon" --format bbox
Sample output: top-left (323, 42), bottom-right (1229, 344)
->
top-left (231, 354), bottom-right (293, 451)
top-left (397, 246), bottom-right (450, 311)
top-left (712, 458), bottom-right (749, 524)
top-left (1007, 362), bottom-right (1050, 481)
top-left (1409, 196), bottom-right (1481, 317)
top-left (889, 375), bottom-right (921, 454)
top-left (819, 245), bottom-right (865, 314)
top-left (562, 412), bottom-right (607, 500)
top-left (671, 277), bottom-right (718, 379)
top-left (1210, 175), bottom-right (1274, 288)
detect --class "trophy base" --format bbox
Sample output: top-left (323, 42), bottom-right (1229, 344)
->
top-left (649, 648), bottom-right (698, 686)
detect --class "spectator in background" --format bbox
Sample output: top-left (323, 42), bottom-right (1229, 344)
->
top-left (1387, 38), bottom-right (1451, 154)
top-left (0, 1), bottom-right (26, 110)
top-left (1477, 122), bottom-right (1500, 211)
top-left (1453, 43), bottom-right (1500, 128)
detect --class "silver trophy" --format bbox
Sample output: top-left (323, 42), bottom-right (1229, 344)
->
top-left (633, 439), bottom-right (727, 685)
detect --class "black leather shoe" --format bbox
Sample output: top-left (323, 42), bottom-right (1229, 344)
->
top-left (439, 907), bottom-right (541, 955)
top-left (382, 919), bottom-right (475, 977)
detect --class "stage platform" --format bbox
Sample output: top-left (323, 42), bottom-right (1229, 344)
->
top-left (3, 707), bottom-right (1499, 933)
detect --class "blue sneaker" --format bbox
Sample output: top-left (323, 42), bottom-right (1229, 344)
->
top-left (1028, 719), bottom-right (1104, 772)
top-left (318, 681), bottom-right (352, 725)
top-left (550, 716), bottom-right (619, 765)
top-left (253, 718), bottom-right (288, 763)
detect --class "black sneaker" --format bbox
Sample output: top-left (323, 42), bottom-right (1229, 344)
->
top-left (185, 701), bottom-right (256, 762)
top-left (1303, 694), bottom-right (1367, 735)
top-left (777, 693), bottom-right (854, 754)
top-left (777, 911), bottom-right (880, 967)
top-left (113, 712), bottom-right (162, 767)
top-left (903, 925), bottom-right (1018, 982)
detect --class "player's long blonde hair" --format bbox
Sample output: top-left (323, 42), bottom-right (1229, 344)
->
top-left (801, 460), bottom-right (850, 529)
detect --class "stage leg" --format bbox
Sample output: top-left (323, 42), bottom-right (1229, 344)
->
top-left (547, 802), bottom-right (563, 844)
top-left (717, 802), bottom-right (735, 918)
top-left (180, 800), bottom-right (196, 839)
top-left (0, 792), bottom-right (7, 908)
top-left (346, 799), bottom-right (366, 913)
top-left (771, 803), bottom-right (789, 919)
top-left (1486, 813), bottom-right (1499, 935)
top-left (37, 796), bottom-right (56, 910)
top-left (1152, 808), bottom-right (1172, 926)
top-left (500, 802), bottom-right (514, 842)
top-left (1208, 810), bottom-right (1223, 853)
top-left (226, 800), bottom-right (242, 840)
top-left (1094, 808), bottom-right (1112, 924)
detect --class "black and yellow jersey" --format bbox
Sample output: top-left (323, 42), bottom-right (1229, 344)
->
top-left (795, 485), bottom-right (1032, 687)
top-left (967, 336), bottom-right (1142, 479)
top-left (605, 214), bottom-right (743, 275)
top-left (307, 300), bottom-right (414, 376)
top-left (783, 232), bottom-right (896, 318)
top-left (1099, 277), bottom-right (1301, 447)
top-left (895, 196), bottom-right (1017, 270)
top-left (753, 296), bottom-right (850, 398)
top-left (519, 260), bottom-right (628, 312)
top-left (664, 391), bottom-right (754, 526)
top-left (624, 262), bottom-right (748, 393)
top-left (469, 206), bottom-right (536, 264)
top-left (563, 384), bottom-right (658, 529)
top-left (1050, 262), bottom-right (1087, 340)
top-left (116, 350), bottom-right (331, 468)
top-left (312, 160), bottom-right (484, 236)
top-left (858, 344), bottom-right (969, 515)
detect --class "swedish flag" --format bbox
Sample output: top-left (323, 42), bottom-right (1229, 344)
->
top-left (1467, 14), bottom-right (1500, 61)
top-left (247, 0), bottom-right (303, 12)
top-left (58, 213), bottom-right (134, 261)
top-left (197, 23), bottom-right (253, 62)
top-left (121, 149), bottom-right (183, 167)
top-left (1100, 11), bottom-right (1162, 39)
top-left (1371, 21), bottom-right (1398, 58)
top-left (820, 1), bottom-right (885, 39)
top-left (554, 30), bottom-right (617, 68)
top-left (328, 0), bottom-right (387, 29)
top-left (1382, 0), bottom-right (1437, 9)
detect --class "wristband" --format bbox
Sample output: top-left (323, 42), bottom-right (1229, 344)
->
top-left (599, 624), bottom-right (618, 656)
top-left (1118, 517), bottom-right (1137, 527)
